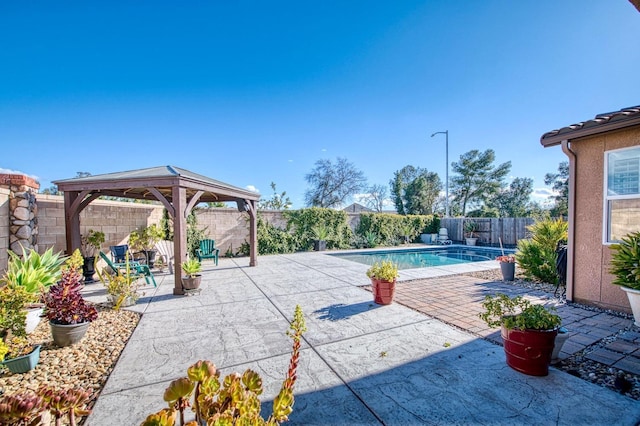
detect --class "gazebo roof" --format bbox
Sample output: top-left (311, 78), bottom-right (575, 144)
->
top-left (53, 165), bottom-right (260, 204)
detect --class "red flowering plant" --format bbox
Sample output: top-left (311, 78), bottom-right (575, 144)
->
top-left (496, 254), bottom-right (516, 264)
top-left (42, 250), bottom-right (98, 325)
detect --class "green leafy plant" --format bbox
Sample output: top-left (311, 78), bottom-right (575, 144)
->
top-left (141, 305), bottom-right (307, 426)
top-left (356, 213), bottom-right (434, 247)
top-left (464, 220), bottom-right (479, 238)
top-left (42, 250), bottom-right (98, 325)
top-left (0, 285), bottom-right (31, 340)
top-left (181, 258), bottom-right (202, 278)
top-left (285, 208), bottom-right (353, 250)
top-left (609, 231), bottom-right (640, 290)
top-left (80, 229), bottom-right (105, 258)
top-left (366, 260), bottom-right (399, 282)
top-left (311, 224), bottom-right (330, 241)
top-left (364, 231), bottom-right (378, 248)
top-left (187, 210), bottom-right (208, 258)
top-left (515, 218), bottom-right (568, 285)
top-left (129, 224), bottom-right (164, 252)
top-left (479, 294), bottom-right (561, 331)
top-left (97, 253), bottom-right (142, 310)
top-left (2, 247), bottom-right (65, 295)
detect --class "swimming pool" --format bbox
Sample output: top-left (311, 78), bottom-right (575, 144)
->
top-left (330, 246), bottom-right (515, 270)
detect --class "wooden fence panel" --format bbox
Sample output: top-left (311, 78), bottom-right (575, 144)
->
top-left (440, 217), bottom-right (535, 247)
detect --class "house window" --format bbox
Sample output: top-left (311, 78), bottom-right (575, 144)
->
top-left (605, 146), bottom-right (640, 243)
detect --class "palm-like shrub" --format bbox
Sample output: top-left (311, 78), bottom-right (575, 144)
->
top-left (610, 231), bottom-right (640, 290)
top-left (516, 218), bottom-right (568, 285)
top-left (2, 247), bottom-right (65, 294)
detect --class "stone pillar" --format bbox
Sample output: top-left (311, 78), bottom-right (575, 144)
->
top-left (0, 174), bottom-right (40, 253)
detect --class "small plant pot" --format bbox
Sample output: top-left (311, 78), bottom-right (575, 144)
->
top-left (501, 326), bottom-right (558, 376)
top-left (313, 240), bottom-right (327, 251)
top-left (465, 238), bottom-right (478, 246)
top-left (1, 345), bottom-right (41, 374)
top-left (50, 321), bottom-right (91, 347)
top-left (552, 327), bottom-right (570, 360)
top-left (106, 294), bottom-right (137, 308)
top-left (371, 278), bottom-right (396, 305)
top-left (620, 286), bottom-right (640, 327)
top-left (82, 256), bottom-right (96, 282)
top-left (500, 262), bottom-right (516, 281)
top-left (182, 275), bottom-right (202, 290)
top-left (25, 306), bottom-right (44, 334)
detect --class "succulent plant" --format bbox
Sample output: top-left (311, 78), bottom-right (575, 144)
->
top-left (42, 250), bottom-right (98, 325)
top-left (2, 247), bottom-right (65, 295)
top-left (366, 260), bottom-right (399, 282)
top-left (141, 305), bottom-right (307, 426)
top-left (80, 229), bottom-right (105, 258)
top-left (0, 386), bottom-right (92, 426)
top-left (181, 258), bottom-right (201, 278)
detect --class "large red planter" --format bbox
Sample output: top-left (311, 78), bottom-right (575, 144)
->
top-left (501, 326), bottom-right (558, 376)
top-left (371, 278), bottom-right (396, 305)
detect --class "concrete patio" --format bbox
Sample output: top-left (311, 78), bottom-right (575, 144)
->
top-left (84, 252), bottom-right (640, 425)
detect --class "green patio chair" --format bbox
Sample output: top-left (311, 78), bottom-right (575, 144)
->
top-left (99, 251), bottom-right (157, 287)
top-left (196, 239), bottom-right (219, 265)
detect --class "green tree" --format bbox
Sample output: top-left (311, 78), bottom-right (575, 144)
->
top-left (259, 182), bottom-right (292, 210)
top-left (304, 157), bottom-right (367, 208)
top-left (389, 165), bottom-right (442, 215)
top-left (490, 177), bottom-right (534, 217)
top-left (544, 161), bottom-right (569, 217)
top-left (450, 149), bottom-right (511, 216)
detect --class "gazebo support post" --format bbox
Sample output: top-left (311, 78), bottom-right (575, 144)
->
top-left (173, 186), bottom-right (187, 295)
top-left (248, 200), bottom-right (258, 266)
top-left (63, 191), bottom-right (82, 256)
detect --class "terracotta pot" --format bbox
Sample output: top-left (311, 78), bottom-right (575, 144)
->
top-left (501, 326), bottom-right (558, 376)
top-left (1, 345), bottom-right (41, 374)
top-left (500, 262), bottom-right (515, 281)
top-left (371, 278), bottom-right (396, 305)
top-left (50, 321), bottom-right (91, 347)
top-left (182, 274), bottom-right (202, 290)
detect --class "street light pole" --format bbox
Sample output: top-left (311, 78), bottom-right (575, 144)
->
top-left (430, 130), bottom-right (449, 217)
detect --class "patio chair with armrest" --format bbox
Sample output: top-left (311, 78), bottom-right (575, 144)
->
top-left (196, 239), bottom-right (219, 265)
top-left (110, 245), bottom-right (131, 263)
top-left (99, 251), bottom-right (157, 287)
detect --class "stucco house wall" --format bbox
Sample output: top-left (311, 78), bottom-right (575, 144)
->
top-left (571, 127), bottom-right (640, 311)
top-left (542, 106), bottom-right (640, 314)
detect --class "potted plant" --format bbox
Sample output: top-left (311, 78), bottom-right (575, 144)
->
top-left (609, 231), bottom-right (640, 326)
top-left (464, 220), bottom-right (479, 246)
top-left (311, 225), bottom-right (330, 251)
top-left (0, 285), bottom-right (42, 373)
top-left (129, 224), bottom-right (164, 267)
top-left (98, 254), bottom-right (142, 310)
top-left (366, 260), bottom-right (399, 305)
top-left (1, 247), bottom-right (65, 334)
top-left (479, 293), bottom-right (561, 376)
top-left (80, 229), bottom-right (105, 282)
top-left (181, 258), bottom-right (202, 290)
top-left (496, 254), bottom-right (516, 281)
top-left (42, 250), bottom-right (98, 347)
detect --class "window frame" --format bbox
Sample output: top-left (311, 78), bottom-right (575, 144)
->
top-left (603, 145), bottom-right (640, 245)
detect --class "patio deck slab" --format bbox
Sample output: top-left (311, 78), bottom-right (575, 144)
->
top-left (85, 252), bottom-right (640, 425)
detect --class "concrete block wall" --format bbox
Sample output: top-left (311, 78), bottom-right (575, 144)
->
top-left (196, 208), bottom-right (250, 256)
top-left (0, 188), bottom-right (9, 271)
top-left (36, 194), bottom-right (164, 253)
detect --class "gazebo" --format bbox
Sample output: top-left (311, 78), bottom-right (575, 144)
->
top-left (53, 166), bottom-right (260, 295)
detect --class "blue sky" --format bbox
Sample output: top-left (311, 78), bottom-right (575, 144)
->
top-left (1, 1), bottom-right (639, 208)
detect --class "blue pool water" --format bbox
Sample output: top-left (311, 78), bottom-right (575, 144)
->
top-left (330, 246), bottom-right (515, 270)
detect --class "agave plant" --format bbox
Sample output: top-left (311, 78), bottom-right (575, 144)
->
top-left (141, 305), bottom-right (307, 426)
top-left (2, 247), bottom-right (65, 294)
